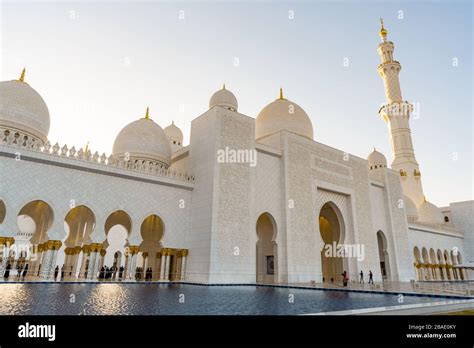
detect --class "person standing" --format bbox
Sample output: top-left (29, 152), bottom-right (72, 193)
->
top-left (54, 265), bottom-right (59, 281)
top-left (3, 262), bottom-right (11, 279)
top-left (359, 270), bottom-right (364, 284)
top-left (22, 264), bottom-right (29, 279)
top-left (368, 270), bottom-right (374, 285)
top-left (341, 271), bottom-right (348, 287)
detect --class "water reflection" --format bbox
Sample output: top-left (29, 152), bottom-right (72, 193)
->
top-left (84, 284), bottom-right (132, 315)
top-left (0, 283), bottom-right (445, 315)
top-left (0, 284), bottom-right (33, 315)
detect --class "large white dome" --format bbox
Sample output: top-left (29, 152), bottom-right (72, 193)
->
top-left (417, 200), bottom-right (443, 224)
top-left (112, 113), bottom-right (171, 167)
top-left (256, 89), bottom-right (313, 140)
top-left (209, 85), bottom-right (238, 112)
top-left (0, 77), bottom-right (50, 143)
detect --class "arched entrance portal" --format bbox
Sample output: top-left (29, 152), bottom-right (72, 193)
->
top-left (103, 210), bottom-right (131, 278)
top-left (256, 213), bottom-right (277, 283)
top-left (319, 203), bottom-right (344, 283)
top-left (376, 231), bottom-right (391, 281)
top-left (64, 205), bottom-right (96, 279)
top-left (139, 214), bottom-right (164, 280)
top-left (16, 200), bottom-right (55, 278)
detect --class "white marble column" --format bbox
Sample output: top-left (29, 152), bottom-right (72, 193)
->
top-left (159, 249), bottom-right (169, 281)
top-left (79, 251), bottom-right (89, 279)
top-left (130, 254), bottom-right (138, 279)
top-left (39, 249), bottom-right (53, 279)
top-left (124, 255), bottom-right (130, 279)
top-left (153, 252), bottom-right (163, 280)
top-left (164, 254), bottom-right (171, 281)
top-left (0, 246), bottom-right (9, 277)
top-left (448, 266), bottom-right (454, 280)
top-left (71, 251), bottom-right (81, 278)
top-left (181, 249), bottom-right (188, 281)
top-left (49, 249), bottom-right (60, 280)
top-left (160, 253), bottom-right (166, 280)
top-left (87, 251), bottom-right (98, 280)
top-left (0, 238), bottom-right (14, 277)
top-left (180, 255), bottom-right (187, 281)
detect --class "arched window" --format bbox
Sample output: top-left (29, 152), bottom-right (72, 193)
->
top-left (444, 216), bottom-right (449, 223)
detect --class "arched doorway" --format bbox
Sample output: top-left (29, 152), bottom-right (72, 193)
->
top-left (16, 200), bottom-right (55, 278)
top-left (444, 250), bottom-right (452, 280)
top-left (139, 214), bottom-right (164, 280)
top-left (64, 205), bottom-right (96, 279)
top-left (256, 213), bottom-right (277, 284)
top-left (456, 252), bottom-right (465, 280)
top-left (429, 248), bottom-right (438, 280)
top-left (437, 249), bottom-right (445, 280)
top-left (0, 199), bottom-right (5, 224)
top-left (421, 248), bottom-right (430, 280)
top-left (376, 231), bottom-right (391, 281)
top-left (319, 202), bottom-right (344, 283)
top-left (413, 247), bottom-right (422, 280)
top-left (450, 250), bottom-right (459, 280)
top-left (104, 210), bottom-right (131, 279)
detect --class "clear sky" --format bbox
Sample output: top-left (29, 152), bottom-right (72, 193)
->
top-left (1, 0), bottom-right (472, 207)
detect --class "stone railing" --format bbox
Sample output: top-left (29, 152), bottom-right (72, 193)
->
top-left (1, 129), bottom-right (195, 183)
top-left (409, 217), bottom-right (462, 234)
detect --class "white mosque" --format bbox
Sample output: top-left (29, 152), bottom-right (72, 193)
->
top-left (0, 21), bottom-right (472, 285)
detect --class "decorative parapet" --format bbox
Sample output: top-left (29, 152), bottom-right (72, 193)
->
top-left (1, 129), bottom-right (195, 183)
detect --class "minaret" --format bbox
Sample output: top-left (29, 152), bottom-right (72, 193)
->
top-left (377, 19), bottom-right (424, 205)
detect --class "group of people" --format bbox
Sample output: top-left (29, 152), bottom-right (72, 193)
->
top-left (339, 270), bottom-right (374, 287)
top-left (358, 270), bottom-right (374, 285)
top-left (2, 262), bottom-right (29, 279)
top-left (98, 265), bottom-right (124, 280)
top-left (134, 267), bottom-right (154, 281)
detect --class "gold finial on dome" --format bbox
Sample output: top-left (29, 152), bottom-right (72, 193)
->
top-left (279, 87), bottom-right (284, 100)
top-left (379, 18), bottom-right (388, 40)
top-left (145, 107), bottom-right (150, 119)
top-left (223, 83), bottom-right (226, 90)
top-left (19, 68), bottom-right (26, 82)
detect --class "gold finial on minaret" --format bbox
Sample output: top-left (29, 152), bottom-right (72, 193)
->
top-left (379, 18), bottom-right (388, 40)
top-left (19, 68), bottom-right (26, 82)
top-left (279, 87), bottom-right (284, 100)
top-left (145, 107), bottom-right (150, 119)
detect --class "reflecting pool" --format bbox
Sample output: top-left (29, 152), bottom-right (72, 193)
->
top-left (0, 283), bottom-right (453, 315)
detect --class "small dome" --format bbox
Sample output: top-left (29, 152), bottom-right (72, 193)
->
top-left (256, 89), bottom-right (313, 140)
top-left (367, 148), bottom-right (387, 169)
top-left (403, 195), bottom-right (418, 219)
top-left (209, 85), bottom-right (238, 112)
top-left (0, 74), bottom-right (50, 143)
top-left (417, 200), bottom-right (443, 224)
top-left (164, 121), bottom-right (183, 143)
top-left (112, 111), bottom-right (171, 167)
top-left (164, 121), bottom-right (184, 153)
